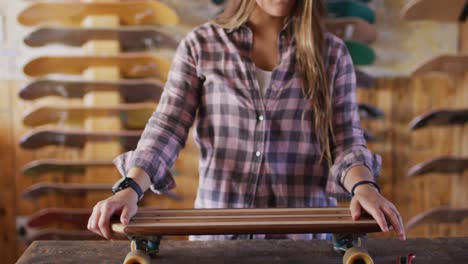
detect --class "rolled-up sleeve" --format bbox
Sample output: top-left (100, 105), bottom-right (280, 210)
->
top-left (326, 39), bottom-right (382, 199)
top-left (114, 32), bottom-right (202, 194)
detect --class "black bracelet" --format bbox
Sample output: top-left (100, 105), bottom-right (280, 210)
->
top-left (351, 180), bottom-right (381, 196)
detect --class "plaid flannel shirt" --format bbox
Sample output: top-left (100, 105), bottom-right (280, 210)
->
top-left (115, 21), bottom-right (382, 240)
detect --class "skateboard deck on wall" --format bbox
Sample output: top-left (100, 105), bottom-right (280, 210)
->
top-left (325, 0), bottom-right (376, 24)
top-left (21, 160), bottom-right (114, 177)
top-left (345, 40), bottom-right (376, 66)
top-left (408, 156), bottom-right (468, 177)
top-left (19, 78), bottom-right (165, 102)
top-left (411, 54), bottom-right (468, 76)
top-left (402, 0), bottom-right (468, 22)
top-left (363, 129), bottom-right (376, 142)
top-left (325, 17), bottom-right (377, 44)
top-left (23, 53), bottom-right (171, 80)
top-left (22, 182), bottom-right (112, 199)
top-left (20, 208), bottom-right (92, 229)
top-left (355, 69), bottom-right (375, 89)
top-left (358, 103), bottom-right (384, 120)
top-left (19, 128), bottom-right (142, 150)
top-left (409, 108), bottom-right (468, 130)
top-left (23, 27), bottom-right (181, 51)
top-left (406, 207), bottom-right (468, 230)
top-left (111, 207), bottom-right (380, 264)
top-left (22, 103), bottom-right (155, 129)
top-left (18, 1), bottom-right (179, 27)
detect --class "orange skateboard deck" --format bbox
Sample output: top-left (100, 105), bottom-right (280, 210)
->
top-left (409, 108), bottom-right (468, 130)
top-left (411, 54), bottom-right (468, 76)
top-left (18, 1), bottom-right (179, 27)
top-left (19, 78), bottom-right (164, 102)
top-left (112, 207), bottom-right (380, 264)
top-left (22, 103), bottom-right (154, 129)
top-left (23, 53), bottom-right (171, 80)
top-left (19, 127), bottom-right (142, 149)
top-left (402, 0), bottom-right (468, 22)
top-left (408, 156), bottom-right (468, 177)
top-left (325, 17), bottom-right (377, 44)
top-left (23, 27), bottom-right (180, 51)
top-left (406, 206), bottom-right (468, 230)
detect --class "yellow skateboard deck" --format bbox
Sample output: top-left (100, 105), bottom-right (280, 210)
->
top-left (18, 1), bottom-right (179, 27)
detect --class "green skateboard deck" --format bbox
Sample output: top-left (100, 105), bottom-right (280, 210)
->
top-left (345, 40), bottom-right (376, 66)
top-left (326, 0), bottom-right (376, 24)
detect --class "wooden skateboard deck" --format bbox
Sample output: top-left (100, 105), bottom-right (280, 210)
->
top-left (18, 1), bottom-right (179, 27)
top-left (22, 182), bottom-right (112, 199)
top-left (326, 0), bottom-right (376, 24)
top-left (23, 53), bottom-right (171, 80)
top-left (112, 207), bottom-right (380, 264)
top-left (21, 160), bottom-right (114, 177)
top-left (19, 78), bottom-right (164, 102)
top-left (402, 0), bottom-right (468, 22)
top-left (407, 156), bottom-right (468, 177)
top-left (325, 17), bottom-right (377, 44)
top-left (346, 40), bottom-right (376, 66)
top-left (409, 108), bottom-right (468, 130)
top-left (22, 103), bottom-right (155, 129)
top-left (406, 207), bottom-right (468, 230)
top-left (23, 27), bottom-right (180, 51)
top-left (412, 54), bottom-right (468, 76)
top-left (19, 128), bottom-right (141, 150)
top-left (358, 103), bottom-right (384, 120)
top-left (363, 129), bottom-right (377, 142)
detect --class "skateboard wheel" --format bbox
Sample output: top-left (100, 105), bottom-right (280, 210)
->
top-left (343, 247), bottom-right (373, 264)
top-left (123, 250), bottom-right (151, 264)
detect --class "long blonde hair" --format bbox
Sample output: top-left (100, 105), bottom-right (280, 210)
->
top-left (214, 0), bottom-right (334, 166)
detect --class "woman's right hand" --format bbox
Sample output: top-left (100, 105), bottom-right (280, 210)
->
top-left (87, 188), bottom-right (139, 240)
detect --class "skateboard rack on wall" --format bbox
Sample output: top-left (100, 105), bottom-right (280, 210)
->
top-left (402, 0), bottom-right (468, 235)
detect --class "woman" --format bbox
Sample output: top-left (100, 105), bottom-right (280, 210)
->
top-left (88, 0), bottom-right (405, 241)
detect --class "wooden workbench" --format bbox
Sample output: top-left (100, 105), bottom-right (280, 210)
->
top-left (17, 237), bottom-right (468, 263)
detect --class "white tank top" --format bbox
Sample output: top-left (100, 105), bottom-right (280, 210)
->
top-left (255, 66), bottom-right (273, 96)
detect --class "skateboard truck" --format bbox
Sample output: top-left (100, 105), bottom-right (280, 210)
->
top-left (125, 236), bottom-right (161, 263)
top-left (397, 253), bottom-right (416, 264)
top-left (333, 233), bottom-right (373, 264)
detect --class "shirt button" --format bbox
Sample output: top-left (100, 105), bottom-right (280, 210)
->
top-left (255, 151), bottom-right (261, 157)
top-left (258, 115), bottom-right (264, 121)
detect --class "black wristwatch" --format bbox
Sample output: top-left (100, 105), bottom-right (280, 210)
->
top-left (112, 177), bottom-right (143, 201)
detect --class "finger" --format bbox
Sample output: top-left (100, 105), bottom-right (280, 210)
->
top-left (349, 198), bottom-right (361, 221)
top-left (382, 206), bottom-right (401, 236)
top-left (369, 207), bottom-right (389, 232)
top-left (98, 203), bottom-right (117, 240)
top-left (121, 205), bottom-right (137, 225)
top-left (391, 207), bottom-right (406, 240)
top-left (90, 209), bottom-right (104, 237)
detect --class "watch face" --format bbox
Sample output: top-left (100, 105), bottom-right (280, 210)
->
top-left (112, 177), bottom-right (127, 194)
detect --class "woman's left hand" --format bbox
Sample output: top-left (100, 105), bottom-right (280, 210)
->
top-left (350, 185), bottom-right (406, 240)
